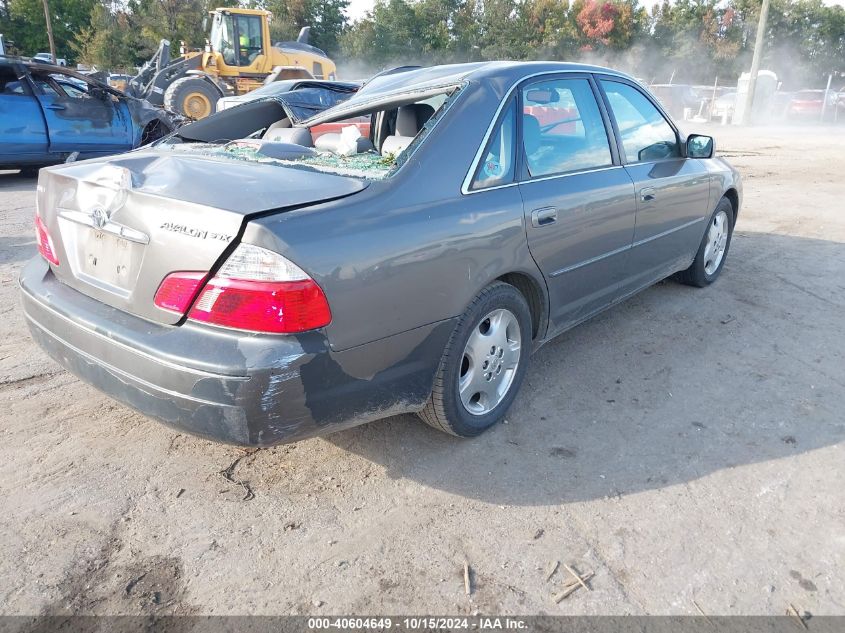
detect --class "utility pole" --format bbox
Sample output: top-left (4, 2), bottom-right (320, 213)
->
top-left (740, 0), bottom-right (770, 125)
top-left (41, 0), bottom-right (56, 64)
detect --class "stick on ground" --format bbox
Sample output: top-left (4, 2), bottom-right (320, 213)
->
top-left (463, 561), bottom-right (471, 596)
top-left (564, 564), bottom-right (590, 590)
top-left (692, 599), bottom-right (714, 626)
top-left (787, 603), bottom-right (808, 630)
top-left (552, 571), bottom-right (594, 603)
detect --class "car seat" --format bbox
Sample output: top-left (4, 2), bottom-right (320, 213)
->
top-left (380, 103), bottom-right (435, 156)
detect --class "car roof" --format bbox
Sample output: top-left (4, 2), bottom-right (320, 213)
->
top-left (305, 61), bottom-right (635, 126)
top-left (358, 61), bottom-right (633, 94)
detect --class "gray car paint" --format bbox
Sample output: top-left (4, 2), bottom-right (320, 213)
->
top-left (21, 61), bottom-right (742, 446)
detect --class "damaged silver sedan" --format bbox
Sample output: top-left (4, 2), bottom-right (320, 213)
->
top-left (20, 62), bottom-right (742, 446)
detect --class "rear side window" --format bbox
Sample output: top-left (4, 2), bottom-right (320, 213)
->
top-left (470, 99), bottom-right (516, 190)
top-left (601, 81), bottom-right (680, 163)
top-left (521, 78), bottom-right (612, 178)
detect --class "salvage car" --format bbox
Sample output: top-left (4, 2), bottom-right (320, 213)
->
top-left (21, 62), bottom-right (741, 446)
top-left (216, 79), bottom-right (359, 111)
top-left (0, 58), bottom-right (179, 173)
top-left (786, 89), bottom-right (838, 121)
top-left (32, 52), bottom-right (67, 66)
top-left (214, 78), bottom-right (369, 141)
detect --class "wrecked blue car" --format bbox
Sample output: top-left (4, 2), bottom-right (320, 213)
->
top-left (0, 58), bottom-right (179, 172)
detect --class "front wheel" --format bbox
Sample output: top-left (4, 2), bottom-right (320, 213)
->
top-left (677, 197), bottom-right (735, 287)
top-left (418, 282), bottom-right (532, 437)
top-left (164, 77), bottom-right (220, 120)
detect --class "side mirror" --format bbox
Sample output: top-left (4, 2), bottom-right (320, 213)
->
top-left (687, 134), bottom-right (714, 158)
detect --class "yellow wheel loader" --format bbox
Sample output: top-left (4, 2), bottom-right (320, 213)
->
top-left (126, 8), bottom-right (337, 120)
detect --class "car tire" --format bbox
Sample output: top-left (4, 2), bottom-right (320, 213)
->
top-left (164, 77), bottom-right (220, 120)
top-left (419, 282), bottom-right (532, 437)
top-left (677, 197), bottom-right (735, 288)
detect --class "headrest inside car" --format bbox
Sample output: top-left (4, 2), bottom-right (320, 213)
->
top-left (395, 103), bottom-right (435, 137)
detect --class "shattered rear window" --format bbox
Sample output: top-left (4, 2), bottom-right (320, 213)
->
top-left (162, 84), bottom-right (464, 181)
top-left (218, 144), bottom-right (396, 180)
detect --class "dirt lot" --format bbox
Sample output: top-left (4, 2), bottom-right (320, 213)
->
top-left (1, 124), bottom-right (843, 617)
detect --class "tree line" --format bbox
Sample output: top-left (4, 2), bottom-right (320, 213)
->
top-left (1, 0), bottom-right (842, 88)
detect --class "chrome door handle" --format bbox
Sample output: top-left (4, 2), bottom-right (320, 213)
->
top-left (531, 207), bottom-right (557, 227)
top-left (640, 187), bottom-right (656, 202)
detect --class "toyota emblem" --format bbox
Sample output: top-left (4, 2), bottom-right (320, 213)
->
top-left (90, 206), bottom-right (109, 229)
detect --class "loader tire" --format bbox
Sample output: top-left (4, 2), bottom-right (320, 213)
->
top-left (164, 77), bottom-right (220, 120)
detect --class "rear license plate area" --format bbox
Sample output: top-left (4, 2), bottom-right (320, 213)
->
top-left (59, 219), bottom-right (146, 297)
top-left (81, 230), bottom-right (135, 287)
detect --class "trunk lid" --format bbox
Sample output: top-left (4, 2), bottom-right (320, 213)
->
top-left (38, 150), bottom-right (367, 325)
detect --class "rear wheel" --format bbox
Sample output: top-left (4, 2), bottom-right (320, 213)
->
top-left (677, 197), bottom-right (735, 287)
top-left (419, 282), bottom-right (532, 437)
top-left (164, 77), bottom-right (220, 120)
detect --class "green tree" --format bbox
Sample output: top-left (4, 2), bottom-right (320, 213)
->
top-left (4, 0), bottom-right (98, 62)
top-left (71, 2), bottom-right (141, 70)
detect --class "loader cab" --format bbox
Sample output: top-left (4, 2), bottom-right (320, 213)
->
top-left (208, 9), bottom-right (268, 74)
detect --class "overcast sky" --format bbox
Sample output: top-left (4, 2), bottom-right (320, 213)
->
top-left (344, 0), bottom-right (845, 24)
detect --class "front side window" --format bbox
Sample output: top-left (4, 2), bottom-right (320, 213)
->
top-left (601, 81), bottom-right (680, 163)
top-left (56, 81), bottom-right (87, 98)
top-left (30, 74), bottom-right (60, 97)
top-left (521, 78), bottom-right (612, 178)
top-left (470, 99), bottom-right (516, 190)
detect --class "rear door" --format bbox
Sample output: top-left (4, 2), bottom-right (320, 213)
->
top-left (0, 63), bottom-right (49, 164)
top-left (516, 74), bottom-right (637, 334)
top-left (30, 70), bottom-right (133, 155)
top-left (598, 79), bottom-right (711, 289)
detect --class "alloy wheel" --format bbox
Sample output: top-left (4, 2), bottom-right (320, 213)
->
top-left (703, 209), bottom-right (729, 276)
top-left (458, 308), bottom-right (522, 416)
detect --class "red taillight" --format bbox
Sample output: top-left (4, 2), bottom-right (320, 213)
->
top-left (35, 215), bottom-right (59, 266)
top-left (154, 272), bottom-right (207, 313)
top-left (172, 244), bottom-right (331, 334)
top-left (188, 278), bottom-right (331, 334)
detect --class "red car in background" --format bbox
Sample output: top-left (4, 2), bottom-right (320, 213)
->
top-left (311, 116), bottom-right (371, 142)
top-left (786, 90), bottom-right (838, 121)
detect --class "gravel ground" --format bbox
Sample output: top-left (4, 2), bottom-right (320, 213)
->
top-left (1, 124), bottom-right (843, 617)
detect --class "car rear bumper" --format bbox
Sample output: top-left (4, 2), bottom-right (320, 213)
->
top-left (20, 257), bottom-right (452, 446)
